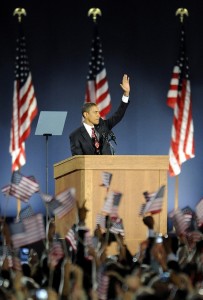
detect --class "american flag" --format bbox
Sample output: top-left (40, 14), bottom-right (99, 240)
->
top-left (53, 188), bottom-right (76, 219)
top-left (47, 198), bottom-right (61, 215)
top-left (139, 185), bottom-right (165, 215)
top-left (1, 171), bottom-right (39, 202)
top-left (96, 213), bottom-right (106, 230)
top-left (40, 193), bottom-right (61, 214)
top-left (181, 206), bottom-right (194, 230)
top-left (9, 220), bottom-right (25, 235)
top-left (102, 191), bottom-right (116, 215)
top-left (85, 25), bottom-right (111, 118)
top-left (143, 191), bottom-right (156, 202)
top-left (100, 172), bottom-right (113, 189)
top-left (139, 203), bottom-right (146, 216)
top-left (19, 205), bottom-right (34, 220)
top-left (11, 213), bottom-right (46, 249)
top-left (97, 273), bottom-right (110, 300)
top-left (40, 192), bottom-right (54, 203)
top-left (65, 228), bottom-right (77, 252)
top-left (169, 208), bottom-right (189, 236)
top-left (167, 24), bottom-right (194, 176)
top-left (39, 192), bottom-right (61, 216)
top-left (101, 191), bottom-right (122, 216)
top-left (109, 217), bottom-right (125, 236)
top-left (9, 24), bottom-right (38, 171)
top-left (110, 192), bottom-right (122, 217)
top-left (84, 230), bottom-right (94, 260)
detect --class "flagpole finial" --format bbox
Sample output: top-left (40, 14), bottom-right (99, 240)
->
top-left (13, 8), bottom-right (27, 23)
top-left (175, 8), bottom-right (189, 23)
top-left (88, 8), bottom-right (102, 23)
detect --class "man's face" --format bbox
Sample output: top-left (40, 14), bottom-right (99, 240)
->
top-left (84, 105), bottom-right (100, 126)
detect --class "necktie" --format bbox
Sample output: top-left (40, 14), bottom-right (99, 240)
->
top-left (91, 128), bottom-right (100, 154)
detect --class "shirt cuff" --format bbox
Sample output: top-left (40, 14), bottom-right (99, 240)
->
top-left (122, 95), bottom-right (129, 103)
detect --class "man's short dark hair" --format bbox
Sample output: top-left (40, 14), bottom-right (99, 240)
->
top-left (81, 102), bottom-right (97, 117)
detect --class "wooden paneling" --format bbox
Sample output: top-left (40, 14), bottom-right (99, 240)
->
top-left (54, 155), bottom-right (168, 254)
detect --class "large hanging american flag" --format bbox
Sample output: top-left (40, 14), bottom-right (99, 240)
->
top-left (85, 25), bottom-right (111, 118)
top-left (9, 24), bottom-right (38, 171)
top-left (167, 24), bottom-right (194, 176)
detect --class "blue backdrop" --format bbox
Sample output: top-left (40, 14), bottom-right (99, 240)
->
top-left (0, 0), bottom-right (203, 220)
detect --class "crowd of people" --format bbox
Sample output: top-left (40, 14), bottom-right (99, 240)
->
top-left (0, 200), bottom-right (202, 300)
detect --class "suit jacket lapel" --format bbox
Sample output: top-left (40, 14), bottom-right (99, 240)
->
top-left (80, 125), bottom-right (95, 151)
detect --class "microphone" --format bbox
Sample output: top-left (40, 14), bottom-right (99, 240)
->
top-left (102, 132), bottom-right (108, 142)
top-left (109, 131), bottom-right (117, 145)
top-left (102, 131), bottom-right (117, 145)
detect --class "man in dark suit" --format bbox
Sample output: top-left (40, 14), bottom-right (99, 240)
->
top-left (69, 74), bottom-right (130, 155)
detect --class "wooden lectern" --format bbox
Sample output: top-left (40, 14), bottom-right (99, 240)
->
top-left (54, 155), bottom-right (168, 254)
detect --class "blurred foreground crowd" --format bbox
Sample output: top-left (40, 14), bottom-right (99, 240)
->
top-left (0, 204), bottom-right (202, 300)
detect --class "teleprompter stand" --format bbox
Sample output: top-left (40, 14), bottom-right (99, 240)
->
top-left (35, 111), bottom-right (67, 224)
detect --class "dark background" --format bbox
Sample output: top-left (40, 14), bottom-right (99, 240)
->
top-left (0, 0), bottom-right (203, 220)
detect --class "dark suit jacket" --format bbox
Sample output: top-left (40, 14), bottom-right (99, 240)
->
top-left (69, 101), bottom-right (129, 155)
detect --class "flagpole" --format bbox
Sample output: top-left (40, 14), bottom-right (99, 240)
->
top-left (13, 8), bottom-right (27, 220)
top-left (174, 176), bottom-right (179, 210)
top-left (17, 199), bottom-right (21, 220)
